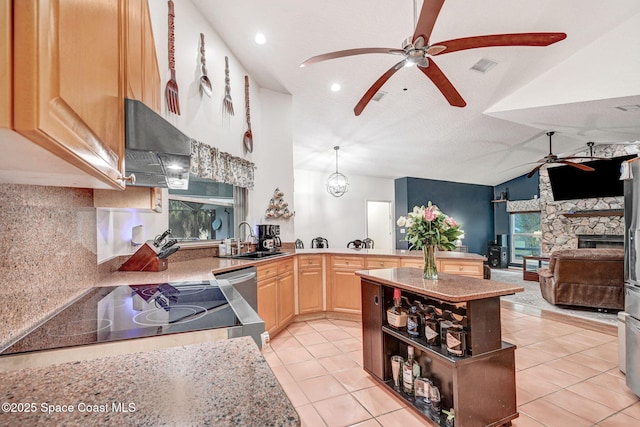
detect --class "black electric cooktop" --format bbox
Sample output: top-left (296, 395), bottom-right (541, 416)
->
top-left (1, 281), bottom-right (240, 356)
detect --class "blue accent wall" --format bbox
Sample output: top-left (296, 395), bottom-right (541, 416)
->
top-left (394, 177), bottom-right (494, 256)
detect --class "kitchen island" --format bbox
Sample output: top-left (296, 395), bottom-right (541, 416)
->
top-left (356, 267), bottom-right (523, 427)
top-left (0, 336), bottom-right (299, 426)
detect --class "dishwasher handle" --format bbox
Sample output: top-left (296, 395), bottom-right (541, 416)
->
top-left (218, 271), bottom-right (257, 285)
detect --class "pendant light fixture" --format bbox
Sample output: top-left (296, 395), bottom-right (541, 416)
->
top-left (326, 146), bottom-right (349, 197)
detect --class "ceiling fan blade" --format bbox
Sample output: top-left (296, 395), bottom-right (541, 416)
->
top-left (417, 60), bottom-right (466, 107)
top-left (300, 48), bottom-right (405, 67)
top-left (527, 163), bottom-right (544, 179)
top-left (563, 156), bottom-right (610, 161)
top-left (432, 33), bottom-right (567, 55)
top-left (412, 0), bottom-right (445, 44)
top-left (558, 160), bottom-right (595, 172)
top-left (354, 60), bottom-right (407, 116)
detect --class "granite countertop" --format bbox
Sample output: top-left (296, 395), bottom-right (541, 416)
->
top-left (0, 337), bottom-right (299, 427)
top-left (294, 248), bottom-right (486, 260)
top-left (356, 267), bottom-right (524, 303)
top-left (97, 249), bottom-right (484, 288)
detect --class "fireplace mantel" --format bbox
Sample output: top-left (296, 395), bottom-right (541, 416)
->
top-left (561, 209), bottom-right (624, 218)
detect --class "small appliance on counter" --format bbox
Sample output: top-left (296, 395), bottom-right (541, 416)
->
top-left (118, 229), bottom-right (180, 272)
top-left (257, 224), bottom-right (281, 252)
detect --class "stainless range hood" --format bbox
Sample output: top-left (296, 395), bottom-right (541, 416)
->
top-left (124, 99), bottom-right (191, 189)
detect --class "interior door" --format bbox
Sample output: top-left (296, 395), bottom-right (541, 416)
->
top-left (366, 200), bottom-right (393, 251)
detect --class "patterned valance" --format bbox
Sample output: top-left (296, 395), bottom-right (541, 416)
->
top-left (190, 139), bottom-right (256, 189)
top-left (506, 199), bottom-right (541, 213)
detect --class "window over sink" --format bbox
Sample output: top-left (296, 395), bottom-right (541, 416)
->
top-left (168, 176), bottom-right (247, 242)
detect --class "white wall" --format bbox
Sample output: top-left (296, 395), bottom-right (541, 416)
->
top-left (97, 0), bottom-right (294, 262)
top-left (294, 170), bottom-right (395, 249)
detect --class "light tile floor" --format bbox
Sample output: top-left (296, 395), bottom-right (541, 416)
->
top-left (263, 309), bottom-right (640, 427)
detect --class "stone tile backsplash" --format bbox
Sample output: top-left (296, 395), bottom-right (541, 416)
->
top-left (0, 185), bottom-right (98, 348)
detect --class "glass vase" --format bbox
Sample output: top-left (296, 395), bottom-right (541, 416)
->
top-left (423, 244), bottom-right (438, 280)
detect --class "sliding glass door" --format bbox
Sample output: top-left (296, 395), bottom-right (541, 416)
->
top-left (510, 212), bottom-right (542, 264)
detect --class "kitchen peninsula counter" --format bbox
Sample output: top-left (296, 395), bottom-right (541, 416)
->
top-left (0, 337), bottom-right (299, 426)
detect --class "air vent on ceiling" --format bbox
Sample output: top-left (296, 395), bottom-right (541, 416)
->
top-left (372, 91), bottom-right (387, 102)
top-left (470, 57), bottom-right (498, 73)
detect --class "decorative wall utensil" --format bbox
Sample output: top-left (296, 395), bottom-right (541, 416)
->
top-left (265, 188), bottom-right (294, 219)
top-left (223, 56), bottom-right (234, 118)
top-left (243, 75), bottom-right (253, 152)
top-left (165, 0), bottom-right (180, 115)
top-left (199, 33), bottom-right (212, 97)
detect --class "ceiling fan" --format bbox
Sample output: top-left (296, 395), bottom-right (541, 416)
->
top-left (526, 132), bottom-right (610, 178)
top-left (300, 0), bottom-right (566, 116)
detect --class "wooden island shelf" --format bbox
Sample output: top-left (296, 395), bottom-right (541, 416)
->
top-left (356, 267), bottom-right (524, 427)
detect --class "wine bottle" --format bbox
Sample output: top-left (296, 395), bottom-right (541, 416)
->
top-left (402, 346), bottom-right (420, 395)
top-left (407, 305), bottom-right (422, 338)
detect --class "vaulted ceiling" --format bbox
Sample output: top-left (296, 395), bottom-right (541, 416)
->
top-left (193, 0), bottom-right (640, 186)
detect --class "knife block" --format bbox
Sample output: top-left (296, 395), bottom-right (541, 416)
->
top-left (118, 243), bottom-right (168, 272)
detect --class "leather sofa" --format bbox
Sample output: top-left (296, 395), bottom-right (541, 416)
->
top-left (538, 248), bottom-right (624, 310)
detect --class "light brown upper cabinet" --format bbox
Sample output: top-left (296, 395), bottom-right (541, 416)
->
top-left (4, 0), bottom-right (160, 190)
top-left (12, 0), bottom-right (125, 189)
top-left (0, 1), bottom-right (11, 129)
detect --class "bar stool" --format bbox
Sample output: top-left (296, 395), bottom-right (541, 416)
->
top-left (311, 237), bottom-right (328, 248)
top-left (347, 239), bottom-right (363, 249)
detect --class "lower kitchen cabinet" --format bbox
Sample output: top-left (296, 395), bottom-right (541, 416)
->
top-left (439, 258), bottom-right (484, 278)
top-left (329, 255), bottom-right (365, 314)
top-left (257, 277), bottom-right (278, 335)
top-left (0, 1), bottom-right (10, 128)
top-left (298, 255), bottom-right (323, 314)
top-left (257, 258), bottom-right (295, 336)
top-left (277, 271), bottom-right (295, 326)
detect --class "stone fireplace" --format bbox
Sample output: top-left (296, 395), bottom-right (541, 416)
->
top-left (539, 143), bottom-right (637, 254)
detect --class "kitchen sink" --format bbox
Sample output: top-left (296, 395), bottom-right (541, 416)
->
top-left (227, 251), bottom-right (289, 260)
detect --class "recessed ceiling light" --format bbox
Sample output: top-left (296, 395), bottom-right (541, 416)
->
top-left (331, 83), bottom-right (341, 92)
top-left (470, 57), bottom-right (498, 73)
top-left (615, 104), bottom-right (640, 112)
top-left (255, 33), bottom-right (266, 45)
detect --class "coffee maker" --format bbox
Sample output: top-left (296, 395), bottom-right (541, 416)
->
top-left (257, 224), bottom-right (281, 252)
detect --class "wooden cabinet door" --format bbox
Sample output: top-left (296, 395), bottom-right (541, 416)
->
top-left (258, 277), bottom-right (278, 335)
top-left (125, 0), bottom-right (143, 100)
top-left (330, 268), bottom-right (363, 314)
top-left (0, 1), bottom-right (10, 128)
top-left (298, 268), bottom-right (323, 314)
top-left (277, 272), bottom-right (295, 326)
top-left (142, 1), bottom-right (160, 112)
top-left (13, 0), bottom-right (125, 189)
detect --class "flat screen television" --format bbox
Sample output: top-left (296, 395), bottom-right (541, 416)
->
top-left (547, 154), bottom-right (635, 201)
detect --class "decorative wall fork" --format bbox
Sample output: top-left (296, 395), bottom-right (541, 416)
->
top-left (223, 56), bottom-right (234, 118)
top-left (165, 0), bottom-right (180, 115)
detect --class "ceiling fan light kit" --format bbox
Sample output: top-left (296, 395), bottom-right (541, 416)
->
top-left (327, 146), bottom-right (349, 197)
top-left (300, 0), bottom-right (566, 116)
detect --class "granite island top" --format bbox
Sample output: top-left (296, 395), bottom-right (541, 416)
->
top-left (356, 267), bottom-right (524, 303)
top-left (0, 337), bottom-right (299, 427)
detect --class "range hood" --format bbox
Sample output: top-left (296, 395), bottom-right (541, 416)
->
top-left (124, 99), bottom-right (191, 189)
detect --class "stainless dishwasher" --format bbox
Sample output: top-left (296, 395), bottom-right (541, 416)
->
top-left (214, 267), bottom-right (258, 311)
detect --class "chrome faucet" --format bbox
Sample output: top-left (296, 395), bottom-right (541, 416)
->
top-left (238, 221), bottom-right (256, 243)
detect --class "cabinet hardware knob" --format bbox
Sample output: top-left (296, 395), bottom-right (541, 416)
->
top-left (118, 174), bottom-right (136, 185)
